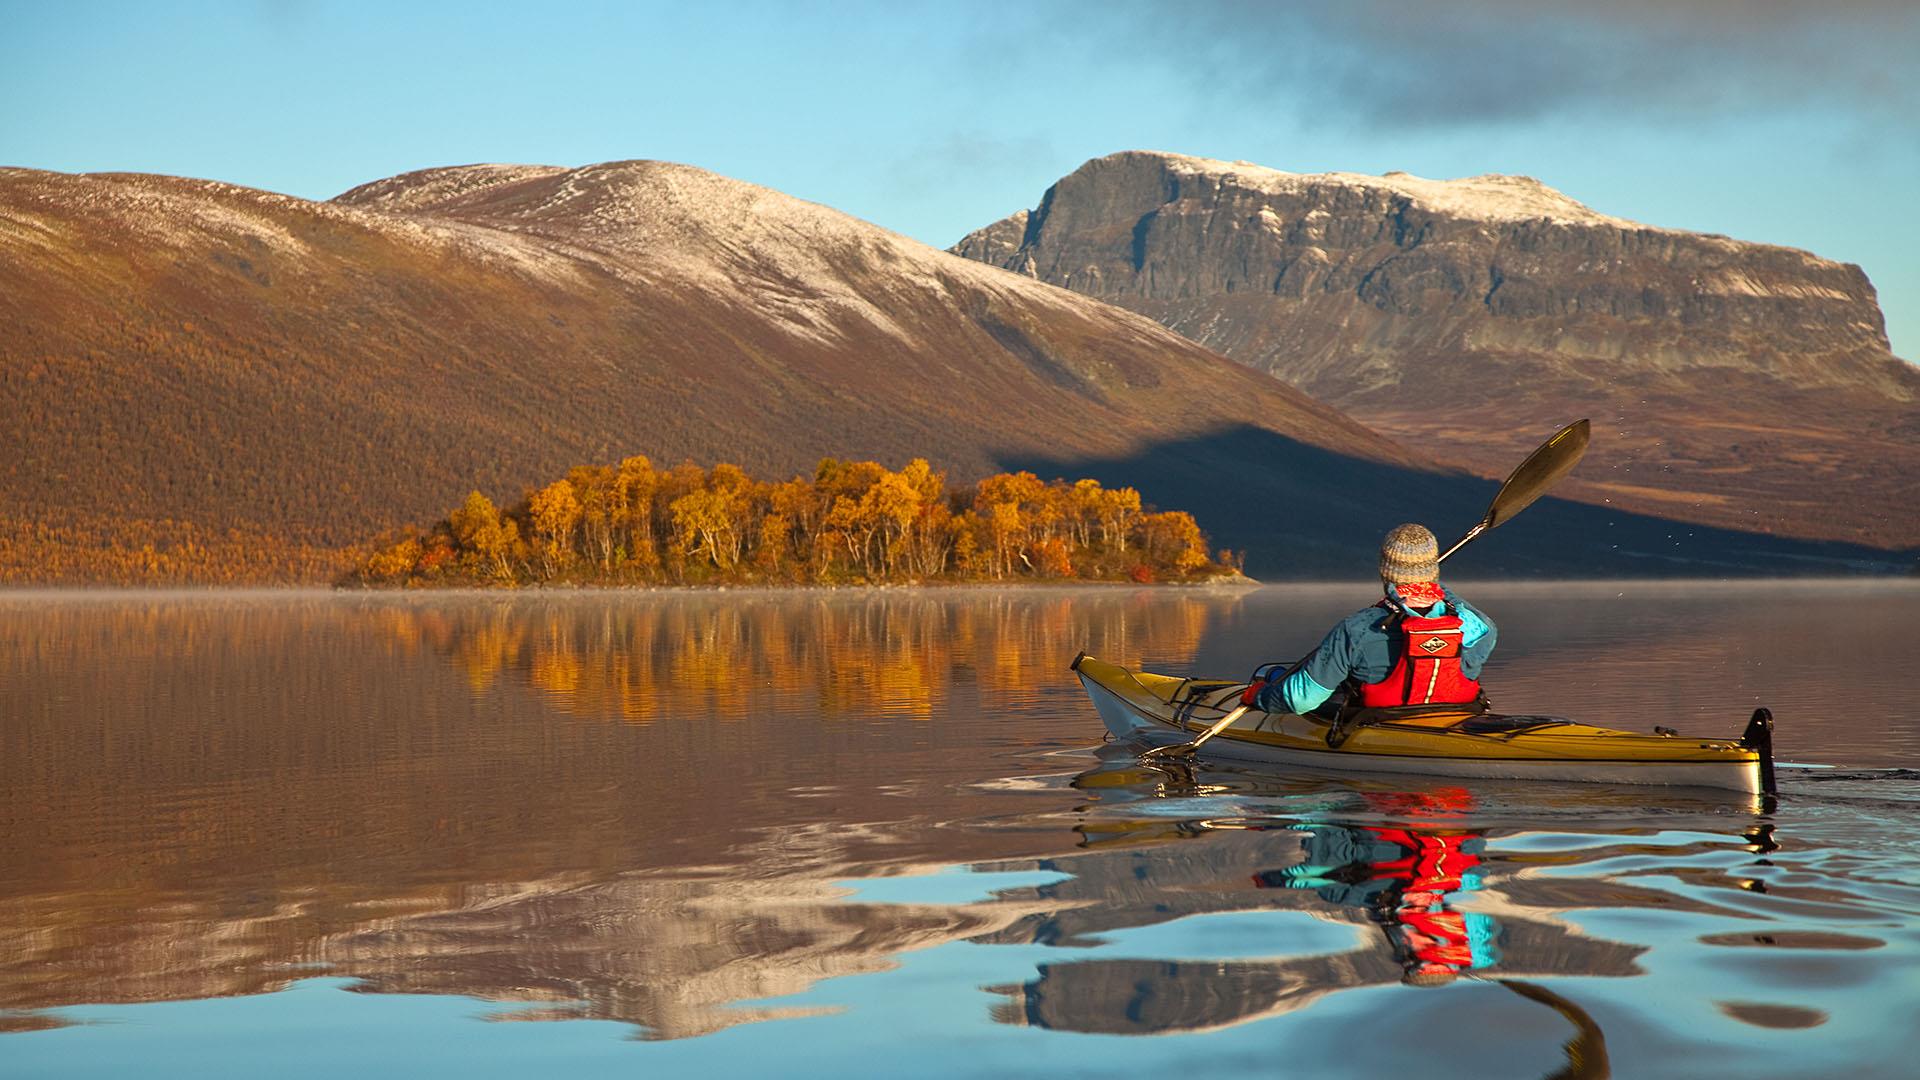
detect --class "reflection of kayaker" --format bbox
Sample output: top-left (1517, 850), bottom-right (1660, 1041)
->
top-left (989, 789), bottom-right (1647, 1054)
top-left (1254, 790), bottom-right (1500, 984)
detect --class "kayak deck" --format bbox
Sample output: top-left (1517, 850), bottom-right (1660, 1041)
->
top-left (1072, 653), bottom-right (1774, 795)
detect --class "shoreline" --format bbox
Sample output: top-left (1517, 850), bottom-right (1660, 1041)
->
top-left (2, 576), bottom-right (1917, 602)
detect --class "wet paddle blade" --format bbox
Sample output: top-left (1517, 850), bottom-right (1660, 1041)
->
top-left (1139, 703), bottom-right (1252, 762)
top-left (1485, 418), bottom-right (1590, 530)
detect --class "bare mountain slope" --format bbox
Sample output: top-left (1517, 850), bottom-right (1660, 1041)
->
top-left (954, 151), bottom-right (1920, 549)
top-left (1, 161), bottom-right (1408, 582)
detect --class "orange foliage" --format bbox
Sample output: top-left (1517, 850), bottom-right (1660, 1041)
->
top-left (0, 515), bottom-right (352, 586)
top-left (349, 456), bottom-right (1234, 588)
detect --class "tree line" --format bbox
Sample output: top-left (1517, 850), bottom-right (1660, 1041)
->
top-left (350, 456), bottom-right (1242, 587)
top-left (0, 516), bottom-right (345, 586)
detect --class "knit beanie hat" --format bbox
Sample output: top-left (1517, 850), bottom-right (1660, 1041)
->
top-left (1379, 523), bottom-right (1440, 585)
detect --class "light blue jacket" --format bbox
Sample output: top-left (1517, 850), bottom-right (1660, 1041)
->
top-left (1259, 586), bottom-right (1495, 714)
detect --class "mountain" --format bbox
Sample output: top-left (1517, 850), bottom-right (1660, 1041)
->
top-left (0, 161), bottom-right (1414, 583)
top-left (2, 161), bottom-right (1906, 583)
top-left (953, 151), bottom-right (1920, 549)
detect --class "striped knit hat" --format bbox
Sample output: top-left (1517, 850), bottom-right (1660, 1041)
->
top-left (1379, 523), bottom-right (1440, 585)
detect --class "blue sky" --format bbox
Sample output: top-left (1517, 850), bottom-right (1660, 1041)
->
top-left (4, 1), bottom-right (1915, 358)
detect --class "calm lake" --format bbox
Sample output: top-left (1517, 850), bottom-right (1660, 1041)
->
top-left (2, 582), bottom-right (1916, 1079)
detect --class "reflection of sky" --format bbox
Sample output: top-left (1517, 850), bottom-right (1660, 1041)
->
top-left (10, 968), bottom-right (1581, 1080)
top-left (2, 3), bottom-right (1914, 358)
top-left (1061, 909), bottom-right (1365, 962)
top-left (834, 867), bottom-right (1073, 907)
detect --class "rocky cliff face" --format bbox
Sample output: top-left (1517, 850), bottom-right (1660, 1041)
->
top-left (955, 152), bottom-right (1920, 549)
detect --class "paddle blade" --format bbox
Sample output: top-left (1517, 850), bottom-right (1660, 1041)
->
top-left (1485, 419), bottom-right (1590, 529)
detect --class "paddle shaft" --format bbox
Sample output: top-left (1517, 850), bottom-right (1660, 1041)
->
top-left (1436, 522), bottom-right (1484, 565)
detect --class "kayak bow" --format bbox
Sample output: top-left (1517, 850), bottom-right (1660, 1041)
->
top-left (1073, 653), bottom-right (1776, 795)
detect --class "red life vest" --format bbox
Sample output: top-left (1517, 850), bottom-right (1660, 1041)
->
top-left (1356, 605), bottom-right (1482, 708)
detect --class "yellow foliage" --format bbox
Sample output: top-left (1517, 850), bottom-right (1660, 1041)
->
top-left (352, 454), bottom-right (1227, 586)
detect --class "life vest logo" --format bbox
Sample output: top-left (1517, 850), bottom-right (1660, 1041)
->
top-left (1418, 636), bottom-right (1451, 654)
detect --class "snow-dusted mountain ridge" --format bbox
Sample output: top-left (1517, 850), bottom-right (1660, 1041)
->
top-left (953, 150), bottom-right (1919, 549)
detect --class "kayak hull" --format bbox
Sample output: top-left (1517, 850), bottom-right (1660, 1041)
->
top-left (1074, 654), bottom-right (1769, 795)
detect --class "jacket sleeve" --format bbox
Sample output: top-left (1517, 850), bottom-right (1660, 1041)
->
top-left (1451, 595), bottom-right (1497, 679)
top-left (1274, 665), bottom-right (1334, 714)
top-left (1263, 617), bottom-right (1361, 714)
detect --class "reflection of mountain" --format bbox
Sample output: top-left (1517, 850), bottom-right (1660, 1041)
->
top-left (0, 856), bottom-right (1062, 1040)
top-left (325, 868), bottom-right (1066, 1040)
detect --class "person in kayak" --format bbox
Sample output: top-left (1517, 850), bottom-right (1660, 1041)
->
top-left (1253, 523), bottom-right (1496, 719)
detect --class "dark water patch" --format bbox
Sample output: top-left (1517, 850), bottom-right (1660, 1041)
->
top-left (0, 1011), bottom-right (74, 1034)
top-left (1699, 931), bottom-right (1885, 950)
top-left (1784, 768), bottom-right (1920, 783)
top-left (1714, 1001), bottom-right (1830, 1029)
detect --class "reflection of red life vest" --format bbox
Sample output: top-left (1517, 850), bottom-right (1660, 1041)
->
top-left (1357, 606), bottom-right (1482, 708)
top-left (1374, 828), bottom-right (1482, 973)
top-left (1399, 901), bottom-right (1476, 970)
top-left (1369, 828), bottom-right (1477, 894)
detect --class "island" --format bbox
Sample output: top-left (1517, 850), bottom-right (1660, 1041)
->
top-left (350, 456), bottom-right (1245, 587)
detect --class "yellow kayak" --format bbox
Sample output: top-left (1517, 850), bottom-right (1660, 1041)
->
top-left (1072, 653), bottom-right (1776, 795)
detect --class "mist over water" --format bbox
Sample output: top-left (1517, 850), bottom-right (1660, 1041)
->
top-left (1, 584), bottom-right (1914, 1078)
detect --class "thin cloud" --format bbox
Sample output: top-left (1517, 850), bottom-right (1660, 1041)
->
top-left (1084, 1), bottom-right (1919, 132)
top-left (887, 131), bottom-right (1057, 197)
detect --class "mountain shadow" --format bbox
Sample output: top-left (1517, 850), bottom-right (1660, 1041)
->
top-left (1003, 424), bottom-right (1915, 579)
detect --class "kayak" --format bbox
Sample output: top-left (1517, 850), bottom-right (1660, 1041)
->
top-left (1072, 653), bottom-right (1777, 795)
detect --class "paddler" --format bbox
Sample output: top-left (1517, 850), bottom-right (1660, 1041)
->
top-left (1253, 523), bottom-right (1496, 717)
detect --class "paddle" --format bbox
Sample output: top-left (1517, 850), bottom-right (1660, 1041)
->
top-left (1438, 418), bottom-right (1590, 562)
top-left (1140, 418), bottom-right (1591, 764)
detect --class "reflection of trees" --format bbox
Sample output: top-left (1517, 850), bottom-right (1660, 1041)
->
top-left (406, 591), bottom-right (1212, 723)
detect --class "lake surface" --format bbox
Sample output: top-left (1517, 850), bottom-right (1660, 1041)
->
top-left (2, 582), bottom-right (1916, 1079)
